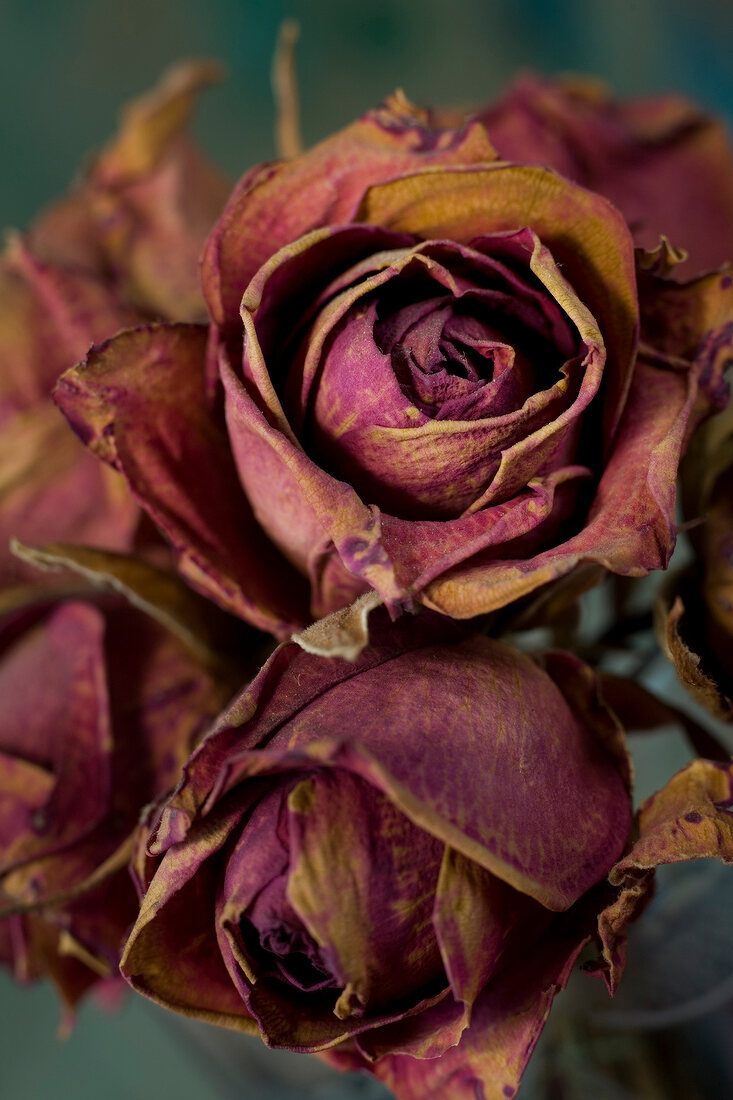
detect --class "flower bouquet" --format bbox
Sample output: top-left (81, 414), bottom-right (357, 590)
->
top-left (2, 35), bottom-right (733, 1099)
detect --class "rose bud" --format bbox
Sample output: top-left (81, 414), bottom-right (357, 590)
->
top-left (55, 99), bottom-right (732, 644)
top-left (0, 62), bottom-right (228, 584)
top-left (0, 555), bottom-right (239, 1022)
top-left (121, 612), bottom-right (633, 1099)
top-left (467, 74), bottom-right (733, 277)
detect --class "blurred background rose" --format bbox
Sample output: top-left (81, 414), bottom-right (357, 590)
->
top-left (2, 1), bottom-right (733, 1098)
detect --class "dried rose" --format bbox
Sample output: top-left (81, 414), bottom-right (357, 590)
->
top-left (0, 558), bottom-right (237, 1018)
top-left (121, 612), bottom-right (633, 1098)
top-left (0, 61), bottom-right (228, 585)
top-left (462, 73), bottom-right (733, 276)
top-left (56, 98), bottom-right (732, 644)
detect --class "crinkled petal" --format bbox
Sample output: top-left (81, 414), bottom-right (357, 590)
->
top-left (422, 351), bottom-right (705, 617)
top-left (54, 324), bottom-right (309, 636)
top-left (0, 602), bottom-right (111, 872)
top-left (158, 617), bottom-right (630, 911)
top-left (0, 407), bottom-right (137, 586)
top-left (359, 162), bottom-right (638, 446)
top-left (478, 74), bottom-right (733, 275)
top-left (0, 235), bottom-right (139, 420)
top-left (286, 771), bottom-right (445, 1016)
top-left (595, 759), bottom-right (733, 992)
top-left (333, 913), bottom-right (589, 1100)
top-left (202, 98), bottom-right (497, 327)
top-left (121, 805), bottom-right (258, 1030)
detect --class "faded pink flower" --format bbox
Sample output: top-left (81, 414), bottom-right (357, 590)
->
top-left (56, 94), bottom-right (732, 639)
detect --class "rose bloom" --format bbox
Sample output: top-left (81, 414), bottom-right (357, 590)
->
top-left (0, 62), bottom-right (228, 585)
top-left (55, 88), bottom-right (733, 644)
top-left (122, 613), bottom-right (733, 1099)
top-left (0, 574), bottom-right (235, 1019)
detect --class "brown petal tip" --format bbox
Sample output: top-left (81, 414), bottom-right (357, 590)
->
top-left (291, 590), bottom-right (383, 661)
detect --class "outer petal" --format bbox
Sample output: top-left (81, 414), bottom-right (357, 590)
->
top-left (0, 589), bottom-right (235, 1010)
top-left (55, 324), bottom-right (310, 636)
top-left (3, 913), bottom-right (104, 1015)
top-left (612, 760), bottom-right (733, 875)
top-left (667, 389), bottom-right (733, 712)
top-left (121, 804), bottom-right (259, 1030)
top-left (639, 265), bottom-right (733, 366)
top-left (221, 349), bottom-right (403, 616)
top-left (658, 584), bottom-right (733, 723)
top-left (478, 74), bottom-right (733, 275)
top-left (422, 351), bottom-right (705, 617)
top-left (10, 541), bottom-right (255, 672)
top-left (0, 594), bottom-right (232, 902)
top-left (0, 406), bottom-right (137, 586)
top-left (156, 614), bottom-right (630, 912)
top-left (201, 96), bottom-right (498, 327)
top-left (0, 235), bottom-right (139, 419)
top-left (330, 909), bottom-right (590, 1100)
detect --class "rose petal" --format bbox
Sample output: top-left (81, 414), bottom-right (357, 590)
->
top-left (221, 354), bottom-right (402, 615)
top-left (55, 324), bottom-right (310, 636)
top-left (159, 619), bottom-right (630, 911)
top-left (639, 265), bottom-right (733, 363)
top-left (286, 771), bottom-right (445, 1015)
top-left (0, 235), bottom-right (139, 420)
top-left (422, 350), bottom-right (704, 617)
top-left (336, 912), bottom-right (589, 1100)
top-left (359, 162), bottom-right (638, 446)
top-left (432, 847), bottom-right (510, 1011)
top-left (479, 74), bottom-right (733, 275)
top-left (10, 541), bottom-right (246, 670)
top-left (202, 99), bottom-right (497, 327)
top-left (658, 590), bottom-right (732, 722)
top-left (0, 405), bottom-right (137, 586)
top-left (120, 804), bottom-right (258, 1030)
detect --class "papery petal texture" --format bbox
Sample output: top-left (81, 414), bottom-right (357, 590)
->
top-left (55, 325), bottom-right (310, 636)
top-left (121, 613), bottom-right (631, 1095)
top-left (56, 90), bottom-right (733, 641)
top-left (474, 74), bottom-right (733, 276)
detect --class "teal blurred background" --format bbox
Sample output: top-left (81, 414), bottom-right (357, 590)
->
top-left (2, 0), bottom-right (733, 1097)
top-left (2, 0), bottom-right (733, 231)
